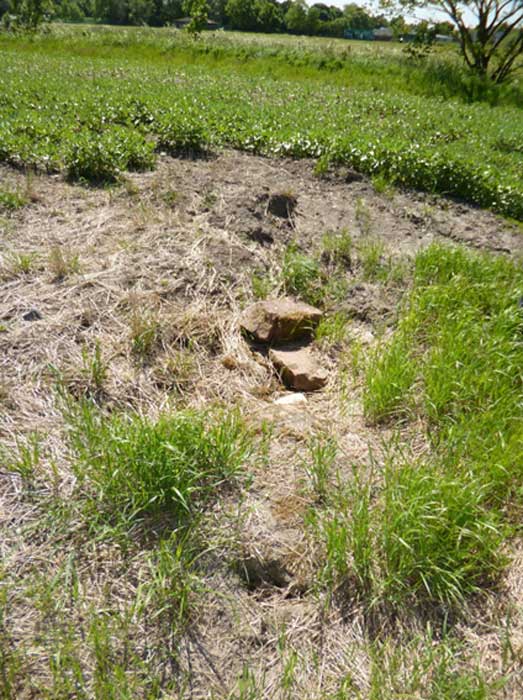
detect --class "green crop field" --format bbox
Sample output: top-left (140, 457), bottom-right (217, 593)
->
top-left (1, 25), bottom-right (522, 219)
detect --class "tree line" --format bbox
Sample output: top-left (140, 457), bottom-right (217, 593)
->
top-left (0, 0), bottom-right (456, 38)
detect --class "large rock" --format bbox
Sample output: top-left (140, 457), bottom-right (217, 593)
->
top-left (269, 346), bottom-right (328, 392)
top-left (240, 298), bottom-right (322, 344)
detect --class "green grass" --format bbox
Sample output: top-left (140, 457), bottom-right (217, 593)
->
top-left (253, 237), bottom-right (352, 308)
top-left (0, 26), bottom-right (522, 217)
top-left (303, 435), bottom-right (337, 503)
top-left (314, 312), bottom-right (349, 347)
top-left (79, 341), bottom-right (108, 396)
top-left (282, 242), bottom-right (325, 306)
top-left (321, 229), bottom-right (353, 269)
top-left (0, 399), bottom-right (255, 698)
top-left (0, 188), bottom-right (27, 212)
top-left (2, 557), bottom-right (194, 697)
top-left (309, 244), bottom-right (523, 610)
top-left (48, 245), bottom-right (81, 280)
top-left (364, 333), bottom-right (417, 422)
top-left (129, 310), bottom-right (162, 361)
top-left (311, 445), bottom-right (507, 610)
top-left (357, 237), bottom-right (386, 281)
top-left (65, 400), bottom-right (254, 526)
top-left (263, 233), bottom-right (403, 319)
top-left (228, 627), bottom-right (501, 699)
top-left (4, 432), bottom-right (43, 483)
top-left (365, 245), bottom-right (523, 505)
top-left (360, 633), bottom-right (500, 700)
top-left (6, 251), bottom-right (40, 275)
top-left (2, 25), bottom-right (523, 694)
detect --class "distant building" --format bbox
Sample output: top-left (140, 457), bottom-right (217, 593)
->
top-left (343, 29), bottom-right (375, 41)
top-left (343, 26), bottom-right (397, 42)
top-left (401, 32), bottom-right (457, 43)
top-left (373, 27), bottom-right (394, 41)
top-left (434, 34), bottom-right (455, 43)
top-left (173, 17), bottom-right (222, 30)
top-left (468, 29), bottom-right (504, 45)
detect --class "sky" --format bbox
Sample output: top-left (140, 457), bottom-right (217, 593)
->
top-left (327, 0), bottom-right (478, 27)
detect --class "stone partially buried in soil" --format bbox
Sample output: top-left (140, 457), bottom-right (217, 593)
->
top-left (269, 346), bottom-right (328, 392)
top-left (240, 298), bottom-right (322, 344)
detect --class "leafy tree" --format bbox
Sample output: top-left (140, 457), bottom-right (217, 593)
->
top-left (403, 18), bottom-right (436, 58)
top-left (284, 0), bottom-right (309, 32)
top-left (307, 3), bottom-right (320, 31)
top-left (208, 0), bottom-right (227, 21)
top-left (255, 0), bottom-right (283, 31)
top-left (94, 0), bottom-right (127, 23)
top-left (343, 2), bottom-right (375, 30)
top-left (225, 0), bottom-right (258, 29)
top-left (156, 0), bottom-right (184, 24)
top-left (385, 0), bottom-right (523, 83)
top-left (5, 0), bottom-right (50, 29)
top-left (57, 0), bottom-right (85, 20)
top-left (184, 0), bottom-right (208, 34)
top-left (389, 13), bottom-right (408, 38)
top-left (433, 19), bottom-right (455, 36)
top-left (310, 1), bottom-right (330, 20)
top-left (317, 15), bottom-right (347, 35)
top-left (128, 0), bottom-right (154, 23)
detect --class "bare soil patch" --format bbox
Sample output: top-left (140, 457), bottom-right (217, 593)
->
top-left (1, 150), bottom-right (522, 697)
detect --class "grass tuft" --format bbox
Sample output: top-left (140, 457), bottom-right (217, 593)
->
top-left (311, 244), bottom-right (523, 610)
top-left (0, 189), bottom-right (27, 213)
top-left (282, 242), bottom-right (325, 306)
top-left (65, 401), bottom-right (254, 526)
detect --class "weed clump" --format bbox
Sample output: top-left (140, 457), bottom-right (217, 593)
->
top-left (282, 242), bottom-right (324, 306)
top-left (66, 403), bottom-right (253, 525)
top-left (48, 246), bottom-right (80, 281)
top-left (0, 189), bottom-right (27, 212)
top-left (315, 244), bottom-right (523, 610)
top-left (313, 458), bottom-right (506, 608)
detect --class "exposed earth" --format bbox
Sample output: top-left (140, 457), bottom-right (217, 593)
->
top-left (1, 150), bottom-right (523, 697)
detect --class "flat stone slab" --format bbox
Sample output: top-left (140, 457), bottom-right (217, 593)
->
top-left (240, 298), bottom-right (322, 344)
top-left (269, 346), bottom-right (328, 392)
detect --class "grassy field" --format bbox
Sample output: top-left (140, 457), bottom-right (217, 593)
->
top-left (1, 23), bottom-right (523, 700)
top-left (1, 25), bottom-right (523, 219)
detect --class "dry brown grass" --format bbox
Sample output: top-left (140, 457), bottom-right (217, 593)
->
top-left (1, 153), bottom-right (523, 698)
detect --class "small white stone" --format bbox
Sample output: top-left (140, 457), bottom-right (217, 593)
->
top-left (358, 330), bottom-right (375, 345)
top-left (274, 393), bottom-right (307, 406)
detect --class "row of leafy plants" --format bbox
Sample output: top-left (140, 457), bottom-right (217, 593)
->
top-left (1, 45), bottom-right (522, 218)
